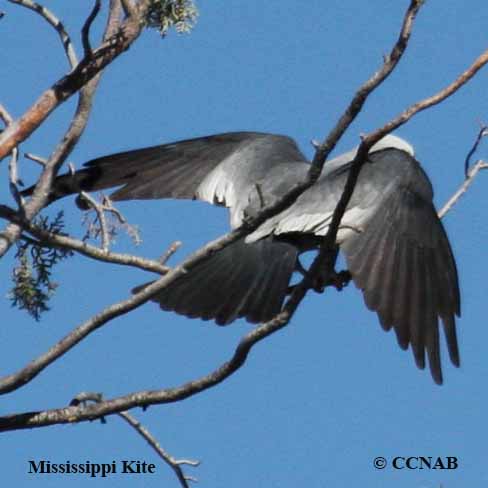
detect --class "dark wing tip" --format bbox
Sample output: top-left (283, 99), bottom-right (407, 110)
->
top-left (132, 237), bottom-right (297, 326)
top-left (340, 159), bottom-right (460, 384)
top-left (432, 369), bottom-right (443, 386)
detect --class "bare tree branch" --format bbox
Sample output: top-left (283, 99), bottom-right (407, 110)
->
top-left (0, 0), bottom-right (151, 162)
top-left (117, 411), bottom-right (200, 488)
top-left (0, 231), bottom-right (250, 395)
top-left (68, 391), bottom-right (199, 487)
top-left (159, 241), bottom-right (182, 265)
top-left (77, 194), bottom-right (142, 246)
top-left (0, 204), bottom-right (170, 274)
top-left (365, 50), bottom-right (488, 147)
top-left (309, 0), bottom-right (424, 178)
top-left (24, 152), bottom-right (47, 166)
top-left (437, 125), bottom-right (488, 218)
top-left (0, 1), bottom-right (125, 259)
top-left (7, 0), bottom-right (78, 69)
top-left (0, 82), bottom-right (96, 259)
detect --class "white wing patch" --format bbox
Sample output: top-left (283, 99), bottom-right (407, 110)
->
top-left (195, 152), bottom-right (249, 228)
top-left (246, 205), bottom-right (377, 244)
top-left (196, 165), bottom-right (235, 206)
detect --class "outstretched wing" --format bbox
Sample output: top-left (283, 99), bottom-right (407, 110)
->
top-left (23, 132), bottom-right (308, 227)
top-left (249, 147), bottom-right (460, 384)
top-left (341, 150), bottom-right (460, 384)
top-left (341, 179), bottom-right (460, 384)
top-left (133, 237), bottom-right (298, 325)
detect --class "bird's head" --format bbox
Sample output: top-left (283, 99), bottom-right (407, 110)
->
top-left (370, 134), bottom-right (415, 157)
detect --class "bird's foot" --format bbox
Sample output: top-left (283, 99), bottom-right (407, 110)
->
top-left (312, 269), bottom-right (352, 293)
top-left (287, 269), bottom-right (352, 296)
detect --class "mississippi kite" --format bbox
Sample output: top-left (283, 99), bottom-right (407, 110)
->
top-left (24, 132), bottom-right (460, 383)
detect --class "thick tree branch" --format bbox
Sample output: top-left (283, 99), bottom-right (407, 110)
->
top-left (0, 0), bottom-right (151, 162)
top-left (0, 1), bottom-right (124, 259)
top-left (0, 230), bottom-right (256, 395)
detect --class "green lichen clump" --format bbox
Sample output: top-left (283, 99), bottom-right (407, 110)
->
top-left (145, 0), bottom-right (198, 36)
top-left (9, 212), bottom-right (73, 321)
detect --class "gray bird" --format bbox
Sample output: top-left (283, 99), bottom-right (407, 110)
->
top-left (25, 132), bottom-right (460, 384)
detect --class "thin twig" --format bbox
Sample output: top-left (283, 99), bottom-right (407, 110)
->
top-left (438, 160), bottom-right (488, 219)
top-left (365, 50), bottom-right (488, 147)
top-left (464, 125), bottom-right (487, 177)
top-left (0, 104), bottom-right (23, 205)
top-left (118, 411), bottom-right (200, 488)
top-left (24, 152), bottom-right (47, 166)
top-left (70, 391), bottom-right (199, 488)
top-left (159, 241), bottom-right (182, 265)
top-left (309, 0), bottom-right (425, 178)
top-left (79, 191), bottom-right (110, 251)
top-left (81, 0), bottom-right (102, 58)
top-left (79, 194), bottom-right (142, 246)
top-left (101, 196), bottom-right (126, 224)
top-left (0, 104), bottom-right (14, 126)
top-left (8, 148), bottom-right (22, 203)
top-left (0, 204), bottom-right (169, 274)
top-left (7, 0), bottom-right (78, 68)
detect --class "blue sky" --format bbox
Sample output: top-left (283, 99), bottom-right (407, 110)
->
top-left (1, 1), bottom-right (487, 487)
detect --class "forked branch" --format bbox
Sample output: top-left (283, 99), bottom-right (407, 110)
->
top-left (70, 392), bottom-right (200, 488)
